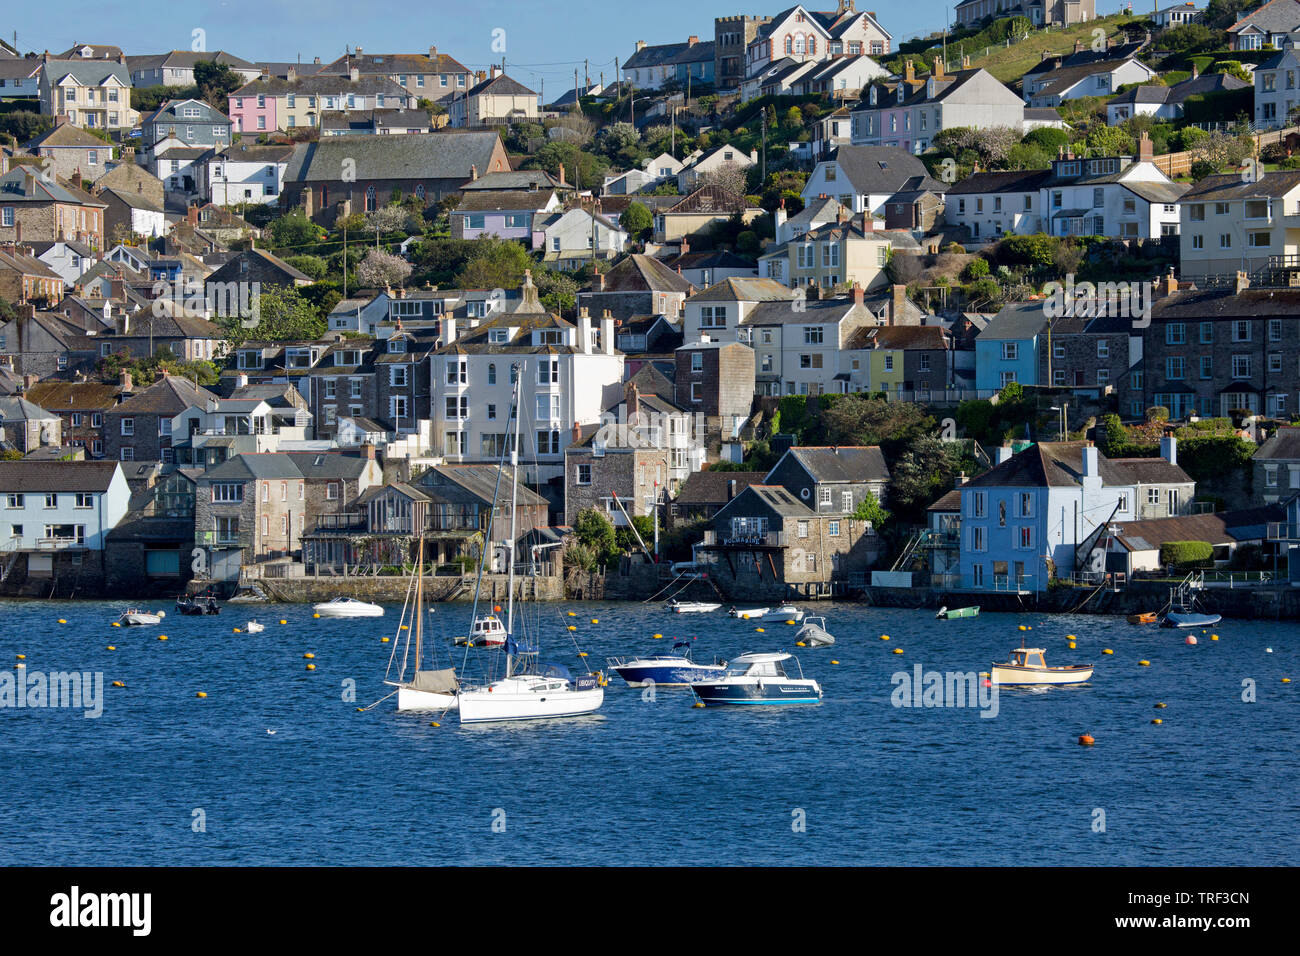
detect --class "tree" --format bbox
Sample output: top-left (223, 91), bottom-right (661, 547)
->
top-left (697, 160), bottom-right (748, 198)
top-left (534, 268), bottom-right (579, 314)
top-left (818, 395), bottom-right (933, 456)
top-left (620, 201), bottom-right (653, 238)
top-left (222, 285), bottom-right (324, 348)
top-left (455, 236), bottom-right (534, 289)
top-left (269, 213), bottom-right (322, 250)
top-left (284, 255), bottom-right (328, 280)
top-left (355, 248), bottom-right (412, 289)
top-left (365, 203), bottom-right (413, 246)
top-left (193, 61), bottom-right (244, 108)
top-left (850, 491), bottom-right (890, 529)
top-left (573, 508), bottom-right (617, 565)
top-left (1085, 125), bottom-right (1135, 157)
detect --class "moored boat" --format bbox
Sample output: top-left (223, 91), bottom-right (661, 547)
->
top-left (772, 604), bottom-right (804, 623)
top-left (244, 620), bottom-right (265, 634)
top-left (794, 616), bottom-right (835, 647)
top-left (1127, 612), bottom-right (1159, 625)
top-left (454, 614), bottom-right (507, 646)
top-left (728, 606), bottom-right (770, 619)
top-left (385, 537), bottom-right (460, 712)
top-left (118, 608), bottom-right (163, 626)
top-left (990, 647), bottom-right (1093, 686)
top-left (936, 605), bottom-right (980, 620)
top-left (669, 600), bottom-right (721, 614)
top-left (1162, 610), bottom-right (1221, 628)
top-left (313, 596), bottom-right (384, 618)
top-left (606, 640), bottom-right (726, 687)
top-left (691, 652), bottom-right (821, 706)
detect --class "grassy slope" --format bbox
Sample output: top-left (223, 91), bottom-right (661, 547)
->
top-left (970, 14), bottom-right (1143, 85)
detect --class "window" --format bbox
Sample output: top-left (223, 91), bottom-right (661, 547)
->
top-left (120, 418), bottom-right (134, 436)
top-left (211, 483), bottom-right (243, 503)
top-left (1000, 342), bottom-right (1018, 361)
top-left (576, 464), bottom-right (592, 485)
top-left (390, 366), bottom-right (409, 387)
top-left (803, 327), bottom-right (823, 345)
top-left (74, 493), bottom-right (93, 509)
top-left (1232, 355), bottom-right (1251, 379)
top-left (1200, 322), bottom-right (1213, 344)
top-left (971, 491), bottom-right (987, 518)
top-left (537, 358), bottom-right (559, 385)
top-left (5, 494), bottom-right (21, 509)
top-left (700, 306), bottom-right (727, 328)
top-left (797, 520), bottom-right (809, 539)
top-left (1200, 356), bottom-right (1213, 379)
top-left (1166, 357), bottom-right (1185, 380)
top-left (690, 383), bottom-right (702, 403)
top-left (971, 526), bottom-right (987, 552)
top-left (536, 430), bottom-right (561, 455)
top-left (1166, 323), bottom-right (1185, 345)
top-left (691, 353), bottom-right (703, 372)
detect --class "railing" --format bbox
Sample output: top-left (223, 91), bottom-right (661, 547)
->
top-left (1201, 570), bottom-right (1275, 588)
top-left (312, 513), bottom-right (367, 531)
top-left (35, 536), bottom-right (84, 551)
top-left (1268, 522), bottom-right (1300, 541)
top-left (700, 529), bottom-right (787, 548)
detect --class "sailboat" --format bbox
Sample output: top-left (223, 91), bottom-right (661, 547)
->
top-left (384, 536), bottom-right (460, 712)
top-left (457, 360), bottom-right (604, 724)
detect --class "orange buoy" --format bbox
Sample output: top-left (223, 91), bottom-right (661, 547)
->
top-left (1078, 734), bottom-right (1095, 746)
top-left (1185, 635), bottom-right (1197, 645)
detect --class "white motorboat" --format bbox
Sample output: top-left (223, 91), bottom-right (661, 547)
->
top-left (795, 616), bottom-right (835, 647)
top-left (454, 614), bottom-right (507, 646)
top-left (772, 604), bottom-right (805, 623)
top-left (691, 652), bottom-right (822, 705)
top-left (244, 621), bottom-right (265, 634)
top-left (669, 600), bottom-right (721, 614)
top-left (118, 608), bottom-right (164, 626)
top-left (313, 596), bottom-right (384, 618)
top-left (990, 647), bottom-right (1093, 686)
top-left (385, 537), bottom-right (459, 712)
top-left (728, 606), bottom-right (770, 619)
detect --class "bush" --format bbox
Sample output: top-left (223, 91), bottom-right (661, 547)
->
top-left (961, 257), bottom-right (989, 281)
top-left (1159, 541), bottom-right (1214, 569)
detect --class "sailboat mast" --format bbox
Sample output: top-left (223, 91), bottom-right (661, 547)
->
top-left (505, 364), bottom-right (522, 678)
top-left (414, 536), bottom-right (424, 673)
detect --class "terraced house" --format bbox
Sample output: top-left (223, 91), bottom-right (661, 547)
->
top-left (0, 166), bottom-right (106, 250)
top-left (227, 71), bottom-right (413, 133)
top-left (317, 47), bottom-right (474, 102)
top-left (1177, 171), bottom-right (1300, 280)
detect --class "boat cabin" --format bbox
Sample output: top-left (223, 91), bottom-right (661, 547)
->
top-left (725, 655), bottom-right (790, 678)
top-left (1007, 648), bottom-right (1046, 668)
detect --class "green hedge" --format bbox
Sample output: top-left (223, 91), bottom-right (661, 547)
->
top-left (1159, 540), bottom-right (1214, 568)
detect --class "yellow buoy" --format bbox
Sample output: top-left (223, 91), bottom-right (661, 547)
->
top-left (893, 648), bottom-right (904, 654)
top-left (280, 620), bottom-right (287, 625)
top-left (158, 635), bottom-right (168, 641)
top-left (796, 641), bottom-right (807, 647)
top-left (401, 625), bottom-right (409, 630)
top-left (568, 625), bottom-right (576, 631)
top-left (313, 613), bottom-right (320, 618)
top-left (591, 619), bottom-right (599, 624)
top-left (1284, 678), bottom-right (1292, 684)
top-left (1154, 702), bottom-right (1166, 709)
top-left (304, 653), bottom-right (315, 659)
top-left (112, 681), bottom-right (124, 688)
top-left (58, 619), bottom-right (66, 624)
top-left (430, 721), bottom-right (440, 727)
top-left (195, 691), bottom-right (206, 698)
top-left (381, 637), bottom-right (390, 643)
top-left (1211, 635), bottom-right (1219, 641)
top-left (106, 645), bottom-right (116, 651)
top-left (693, 701), bottom-right (705, 708)
top-left (112, 622), bottom-right (120, 627)
top-left (306, 663), bottom-right (316, 671)
top-left (653, 633), bottom-right (662, 640)
top-left (578, 652), bottom-right (588, 657)
top-left (880, 634), bottom-right (890, 641)
top-left (1103, 648), bottom-right (1113, 655)
top-left (1139, 660), bottom-right (1150, 666)
top-left (1018, 625), bottom-right (1027, 631)
top-left (756, 627), bottom-right (765, 633)
top-left (1151, 718), bottom-right (1163, 725)
top-left (1067, 634), bottom-right (1075, 640)
top-left (233, 628), bottom-right (241, 633)
top-left (1068, 642), bottom-right (1076, 649)
top-left (568, 612), bottom-right (575, 617)
top-left (16, 654), bottom-right (25, 660)
top-left (830, 659), bottom-right (839, 665)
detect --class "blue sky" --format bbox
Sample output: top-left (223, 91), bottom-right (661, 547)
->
top-left (9, 0), bottom-right (1135, 96)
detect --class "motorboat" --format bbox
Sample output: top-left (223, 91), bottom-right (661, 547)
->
top-left (313, 596), bottom-right (384, 618)
top-left (606, 640), bottom-right (727, 687)
top-left (772, 604), bottom-right (805, 623)
top-left (990, 647), bottom-right (1093, 686)
top-left (177, 594), bottom-right (221, 615)
top-left (118, 609), bottom-right (163, 626)
top-left (795, 616), bottom-right (835, 647)
top-left (691, 652), bottom-right (822, 706)
top-left (936, 605), bottom-right (980, 620)
top-left (244, 621), bottom-right (265, 634)
top-left (669, 600), bottom-right (721, 614)
top-left (459, 666), bottom-right (603, 723)
top-left (728, 606), bottom-right (770, 619)
top-left (1163, 610), bottom-right (1221, 628)
top-left (454, 614), bottom-right (507, 647)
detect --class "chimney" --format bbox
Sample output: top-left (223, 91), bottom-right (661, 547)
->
top-left (558, 162), bottom-right (566, 186)
top-left (1160, 435), bottom-right (1177, 468)
top-left (904, 60), bottom-right (915, 83)
top-left (1235, 270), bottom-right (1250, 294)
top-left (355, 45), bottom-right (363, 54)
top-left (1073, 40), bottom-right (1082, 53)
top-left (22, 374), bottom-right (36, 391)
top-left (727, 479), bottom-right (738, 501)
top-left (1162, 266), bottom-right (1178, 297)
top-left (749, 148), bottom-right (758, 164)
top-left (362, 441), bottom-right (376, 461)
top-left (287, 66), bottom-right (296, 82)
top-left (932, 57), bottom-right (944, 80)
top-left (1191, 62), bottom-right (1199, 80)
top-left (187, 204), bottom-right (199, 226)
top-left (350, 67), bottom-right (360, 82)
top-left (995, 445), bottom-right (1012, 465)
top-left (109, 275), bottom-right (125, 302)
top-left (688, 36), bottom-right (699, 46)
top-left (236, 372), bottom-right (249, 388)
top-left (954, 472), bottom-right (967, 489)
top-left (71, 169), bottom-right (82, 191)
top-left (774, 199), bottom-right (787, 236)
top-left (119, 370), bottom-right (133, 392)
top-left (680, 238), bottom-right (690, 255)
top-left (1138, 131), bottom-right (1153, 164)
top-left (636, 41), bottom-right (647, 52)
top-left (601, 312), bottom-right (614, 355)
top-left (442, 315), bottom-right (457, 344)
top-left (429, 46), bottom-right (438, 58)
top-left (572, 422), bottom-right (582, 444)
top-left (578, 307), bottom-right (592, 354)
top-left (860, 210), bottom-right (873, 233)
top-left (596, 270), bottom-right (605, 292)
top-left (470, 164), bottom-right (478, 182)
top-left (851, 282), bottom-right (864, 306)
top-left (891, 284), bottom-right (907, 324)
top-left (1082, 442), bottom-right (1098, 476)
top-left (626, 382), bottom-right (640, 420)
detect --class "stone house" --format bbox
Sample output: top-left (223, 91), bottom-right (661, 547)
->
top-left (577, 253), bottom-right (696, 322)
top-left (0, 395), bottom-right (63, 452)
top-left (194, 452), bottom-right (306, 579)
top-left (22, 380), bottom-right (122, 457)
top-left (674, 340), bottom-right (756, 442)
top-left (0, 165), bottom-right (107, 250)
top-left (104, 373), bottom-right (217, 463)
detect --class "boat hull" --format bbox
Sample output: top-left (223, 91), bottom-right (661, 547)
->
top-left (671, 603), bottom-right (720, 614)
top-left (1128, 612), bottom-right (1158, 625)
top-left (610, 662), bottom-right (726, 687)
top-left (691, 679), bottom-right (822, 705)
top-left (120, 614), bottom-right (161, 626)
top-left (396, 686), bottom-right (459, 712)
top-left (991, 664), bottom-right (1094, 686)
top-left (1163, 612), bottom-right (1221, 628)
top-left (938, 606), bottom-right (980, 619)
top-left (313, 604), bottom-right (384, 618)
top-left (458, 686), bottom-right (603, 723)
top-left (729, 608), bottom-right (769, 619)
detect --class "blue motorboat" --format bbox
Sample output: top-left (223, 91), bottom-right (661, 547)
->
top-left (606, 640), bottom-right (726, 688)
top-left (690, 652), bottom-right (822, 706)
top-left (1163, 610), bottom-right (1221, 628)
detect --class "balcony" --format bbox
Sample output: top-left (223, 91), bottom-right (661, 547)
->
top-left (35, 536), bottom-right (85, 551)
top-left (701, 529), bottom-right (788, 548)
top-left (312, 513), bottom-right (367, 532)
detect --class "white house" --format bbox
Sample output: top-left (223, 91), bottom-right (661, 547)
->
top-left (206, 143), bottom-right (294, 205)
top-left (540, 207), bottom-right (629, 269)
top-left (428, 271), bottom-right (625, 483)
top-left (602, 152), bottom-right (684, 196)
top-left (801, 145), bottom-right (939, 215)
top-left (1154, 2), bottom-right (1202, 29)
top-left (0, 460), bottom-right (130, 557)
top-left (32, 240), bottom-right (97, 288)
top-left (1023, 56), bottom-right (1158, 107)
top-left (682, 276), bottom-right (795, 345)
top-left (1254, 46), bottom-right (1300, 130)
top-left (677, 143), bottom-right (757, 192)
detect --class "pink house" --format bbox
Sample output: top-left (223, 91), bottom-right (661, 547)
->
top-left (228, 90), bottom-right (277, 135)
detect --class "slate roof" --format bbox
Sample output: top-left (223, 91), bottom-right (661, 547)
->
top-left (0, 460), bottom-right (119, 491)
top-left (128, 50), bottom-right (256, 72)
top-left (285, 131), bottom-right (503, 183)
top-left (231, 73), bottom-right (409, 98)
top-left (287, 451), bottom-right (372, 481)
top-left (860, 325), bottom-right (950, 350)
top-left (947, 169), bottom-right (1051, 195)
top-left (0, 167), bottom-right (107, 207)
top-left (674, 470), bottom-right (766, 506)
top-left (24, 381), bottom-right (122, 410)
top-left (464, 73), bottom-right (536, 98)
top-left (965, 442), bottom-right (1188, 490)
top-left (1150, 288), bottom-right (1300, 319)
top-left (742, 297), bottom-right (870, 327)
top-left (318, 51), bottom-right (472, 77)
top-left (780, 445), bottom-right (890, 484)
top-left (26, 123), bottom-right (108, 149)
top-left (1031, 58), bottom-right (1150, 100)
top-left (1181, 170), bottom-right (1300, 201)
top-left (201, 452), bottom-right (303, 482)
top-left (454, 189), bottom-right (558, 213)
top-left (825, 146), bottom-right (940, 196)
top-left (110, 376), bottom-right (218, 416)
top-left (1255, 426), bottom-right (1300, 461)
top-left (979, 301), bottom-right (1050, 340)
top-left (41, 59), bottom-right (132, 88)
top-left (596, 254), bottom-right (694, 294)
top-left (462, 170), bottom-right (569, 191)
top-left (1228, 0), bottom-right (1300, 35)
top-left (689, 276), bottom-right (793, 303)
top-left (421, 464), bottom-right (547, 506)
top-left (1111, 508), bottom-right (1278, 552)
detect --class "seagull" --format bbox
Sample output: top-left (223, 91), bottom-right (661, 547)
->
top-left (266, 729), bottom-right (277, 735)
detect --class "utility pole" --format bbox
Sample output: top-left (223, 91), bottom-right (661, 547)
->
top-left (342, 221), bottom-right (348, 298)
top-left (573, 67), bottom-right (580, 115)
top-left (761, 109), bottom-right (767, 181)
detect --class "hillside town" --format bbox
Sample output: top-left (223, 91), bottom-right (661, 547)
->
top-left (3, 1), bottom-right (1300, 616)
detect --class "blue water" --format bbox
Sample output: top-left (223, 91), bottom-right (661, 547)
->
top-left (1, 598), bottom-right (1296, 865)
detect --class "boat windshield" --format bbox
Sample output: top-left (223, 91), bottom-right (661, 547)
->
top-left (724, 659), bottom-right (786, 678)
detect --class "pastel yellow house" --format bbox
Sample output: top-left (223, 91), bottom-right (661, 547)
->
top-left (653, 184), bottom-right (763, 244)
top-left (446, 69), bottom-right (538, 128)
top-left (38, 57), bottom-right (139, 131)
top-left (759, 212), bottom-right (892, 292)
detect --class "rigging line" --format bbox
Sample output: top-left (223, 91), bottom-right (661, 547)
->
top-left (358, 689), bottom-right (399, 711)
top-left (642, 569), bottom-right (688, 603)
top-left (384, 562), bottom-right (418, 681)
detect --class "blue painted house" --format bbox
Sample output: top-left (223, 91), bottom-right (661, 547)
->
top-left (974, 301), bottom-right (1047, 392)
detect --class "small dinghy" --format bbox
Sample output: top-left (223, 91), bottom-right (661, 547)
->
top-left (1163, 610), bottom-right (1221, 628)
top-left (1127, 612), bottom-right (1159, 625)
top-left (728, 606), bottom-right (770, 619)
top-left (795, 616), bottom-right (835, 647)
top-left (245, 621), bottom-right (265, 634)
top-left (936, 605), bottom-right (980, 620)
top-left (669, 600), bottom-right (721, 614)
top-left (772, 604), bottom-right (804, 623)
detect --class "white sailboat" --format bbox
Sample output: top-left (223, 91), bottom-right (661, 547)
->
top-left (457, 360), bottom-right (603, 725)
top-left (385, 537), bottom-right (459, 712)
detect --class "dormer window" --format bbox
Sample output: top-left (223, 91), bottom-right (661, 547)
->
top-left (489, 328), bottom-right (509, 344)
top-left (535, 329), bottom-right (562, 346)
top-left (387, 338), bottom-right (407, 353)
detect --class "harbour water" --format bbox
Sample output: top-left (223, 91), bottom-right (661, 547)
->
top-left (1, 599), bottom-right (1296, 865)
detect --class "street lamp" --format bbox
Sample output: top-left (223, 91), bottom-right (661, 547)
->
top-left (1049, 403), bottom-right (1068, 442)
